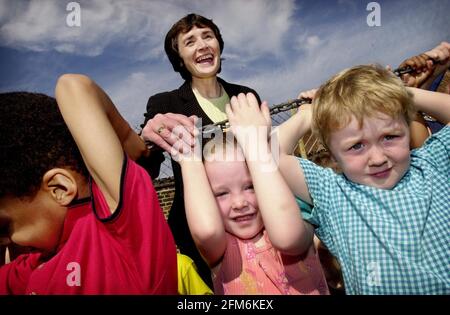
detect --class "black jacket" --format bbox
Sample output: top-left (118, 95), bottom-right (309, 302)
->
top-left (140, 77), bottom-right (261, 288)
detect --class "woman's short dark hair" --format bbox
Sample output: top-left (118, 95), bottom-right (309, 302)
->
top-left (164, 13), bottom-right (224, 81)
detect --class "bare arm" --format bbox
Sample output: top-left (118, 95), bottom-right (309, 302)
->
top-left (55, 74), bottom-right (146, 213)
top-left (226, 93), bottom-right (314, 256)
top-left (400, 41), bottom-right (450, 89)
top-left (275, 90), bottom-right (315, 204)
top-left (408, 87), bottom-right (450, 126)
top-left (409, 113), bottom-right (430, 149)
top-left (180, 159), bottom-right (227, 268)
top-left (273, 90), bottom-right (315, 155)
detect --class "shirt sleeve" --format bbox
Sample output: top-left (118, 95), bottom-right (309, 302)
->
top-left (91, 156), bottom-right (178, 293)
top-left (0, 254), bottom-right (40, 295)
top-left (296, 158), bottom-right (337, 248)
top-left (295, 196), bottom-right (315, 224)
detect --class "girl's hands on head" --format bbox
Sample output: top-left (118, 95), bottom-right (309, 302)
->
top-left (225, 93), bottom-right (271, 149)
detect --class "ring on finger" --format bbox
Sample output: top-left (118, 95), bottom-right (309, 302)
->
top-left (157, 124), bottom-right (166, 134)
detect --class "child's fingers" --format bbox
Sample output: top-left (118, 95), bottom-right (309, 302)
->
top-left (237, 93), bottom-right (250, 108)
top-left (260, 101), bottom-right (271, 124)
top-left (245, 92), bottom-right (259, 108)
top-left (229, 95), bottom-right (242, 111)
top-left (225, 102), bottom-right (234, 121)
top-left (298, 89), bottom-right (317, 100)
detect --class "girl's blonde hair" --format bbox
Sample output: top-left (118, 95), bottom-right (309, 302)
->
top-left (312, 65), bottom-right (416, 150)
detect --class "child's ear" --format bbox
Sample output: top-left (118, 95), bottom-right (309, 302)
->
top-left (42, 169), bottom-right (78, 206)
top-left (329, 152), bottom-right (338, 163)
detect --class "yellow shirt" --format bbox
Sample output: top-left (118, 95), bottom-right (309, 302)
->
top-left (177, 253), bottom-right (213, 295)
top-left (192, 87), bottom-right (230, 123)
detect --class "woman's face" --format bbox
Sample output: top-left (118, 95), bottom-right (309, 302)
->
top-left (177, 26), bottom-right (221, 80)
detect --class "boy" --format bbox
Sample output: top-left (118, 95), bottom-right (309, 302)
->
top-left (228, 65), bottom-right (450, 294)
top-left (0, 75), bottom-right (177, 294)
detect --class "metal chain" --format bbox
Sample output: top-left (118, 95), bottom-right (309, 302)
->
top-left (392, 57), bottom-right (437, 77)
top-left (199, 57), bottom-right (440, 135)
top-left (201, 98), bottom-right (312, 134)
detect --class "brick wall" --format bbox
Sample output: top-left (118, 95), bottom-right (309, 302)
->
top-left (154, 177), bottom-right (175, 220)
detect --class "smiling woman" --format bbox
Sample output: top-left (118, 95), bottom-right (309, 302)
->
top-left (139, 13), bottom-right (261, 289)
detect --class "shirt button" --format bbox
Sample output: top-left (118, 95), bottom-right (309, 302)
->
top-left (30, 292), bottom-right (37, 295)
top-left (37, 263), bottom-right (45, 269)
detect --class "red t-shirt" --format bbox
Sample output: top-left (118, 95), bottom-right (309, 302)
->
top-left (0, 157), bottom-right (177, 294)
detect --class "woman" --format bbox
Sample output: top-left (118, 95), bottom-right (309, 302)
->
top-left (140, 13), bottom-right (261, 288)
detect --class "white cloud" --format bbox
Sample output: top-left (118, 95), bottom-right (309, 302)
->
top-left (0, 0), bottom-right (296, 61)
top-left (207, 0), bottom-right (296, 59)
top-left (0, 0), bottom-right (185, 58)
top-left (2, 0), bottom-right (449, 128)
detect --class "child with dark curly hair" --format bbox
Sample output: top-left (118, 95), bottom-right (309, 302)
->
top-left (0, 75), bottom-right (177, 294)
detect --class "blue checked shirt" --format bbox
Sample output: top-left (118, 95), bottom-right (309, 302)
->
top-left (297, 126), bottom-right (450, 294)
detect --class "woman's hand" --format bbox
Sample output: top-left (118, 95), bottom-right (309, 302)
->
top-left (141, 113), bottom-right (198, 156)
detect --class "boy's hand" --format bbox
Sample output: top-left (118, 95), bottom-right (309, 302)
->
top-left (400, 41), bottom-right (450, 88)
top-left (297, 88), bottom-right (318, 100)
top-left (399, 53), bottom-right (435, 87)
top-left (225, 93), bottom-right (271, 150)
top-left (426, 41), bottom-right (450, 64)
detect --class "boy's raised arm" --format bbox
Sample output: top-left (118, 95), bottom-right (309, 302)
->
top-left (272, 89), bottom-right (315, 156)
top-left (55, 74), bottom-right (147, 213)
top-left (408, 87), bottom-right (450, 126)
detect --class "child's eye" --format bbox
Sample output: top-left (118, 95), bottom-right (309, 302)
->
top-left (384, 135), bottom-right (398, 141)
top-left (244, 185), bottom-right (254, 191)
top-left (214, 191), bottom-right (228, 197)
top-left (185, 41), bottom-right (193, 47)
top-left (349, 143), bottom-right (364, 151)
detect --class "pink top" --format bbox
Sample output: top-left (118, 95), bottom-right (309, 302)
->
top-left (0, 157), bottom-right (178, 294)
top-left (213, 231), bottom-right (329, 295)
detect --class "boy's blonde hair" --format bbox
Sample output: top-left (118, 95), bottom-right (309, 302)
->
top-left (312, 65), bottom-right (416, 150)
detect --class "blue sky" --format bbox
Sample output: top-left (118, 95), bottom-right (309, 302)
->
top-left (1, 0), bottom-right (449, 177)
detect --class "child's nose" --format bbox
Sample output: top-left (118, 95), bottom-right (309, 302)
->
top-left (231, 196), bottom-right (248, 210)
top-left (368, 146), bottom-right (388, 166)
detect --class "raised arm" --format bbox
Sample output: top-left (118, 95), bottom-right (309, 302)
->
top-left (55, 74), bottom-right (147, 213)
top-left (179, 157), bottom-right (227, 268)
top-left (273, 90), bottom-right (315, 155)
top-left (226, 93), bottom-right (314, 256)
top-left (399, 41), bottom-right (450, 89)
top-left (408, 87), bottom-right (450, 126)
